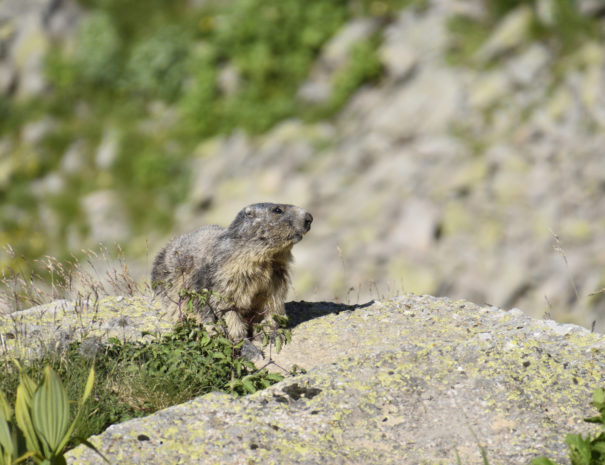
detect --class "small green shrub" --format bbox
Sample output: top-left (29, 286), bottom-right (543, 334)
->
top-left (125, 26), bottom-right (189, 101)
top-left (74, 12), bottom-right (122, 87)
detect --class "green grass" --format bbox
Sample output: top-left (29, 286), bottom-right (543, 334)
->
top-left (0, 318), bottom-right (285, 450)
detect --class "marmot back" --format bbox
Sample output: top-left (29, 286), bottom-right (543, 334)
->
top-left (151, 203), bottom-right (313, 341)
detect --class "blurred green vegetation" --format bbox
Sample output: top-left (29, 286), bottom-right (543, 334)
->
top-left (0, 0), bottom-right (418, 271)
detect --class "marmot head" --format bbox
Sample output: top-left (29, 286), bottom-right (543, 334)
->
top-left (227, 203), bottom-right (313, 250)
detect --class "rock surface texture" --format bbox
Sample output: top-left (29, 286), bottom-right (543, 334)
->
top-left (60, 294), bottom-right (605, 465)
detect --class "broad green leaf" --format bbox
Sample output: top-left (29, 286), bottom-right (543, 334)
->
top-left (56, 366), bottom-right (95, 454)
top-left (81, 365), bottom-right (95, 406)
top-left (18, 372), bottom-right (36, 402)
top-left (565, 433), bottom-right (592, 465)
top-left (265, 373), bottom-right (284, 382)
top-left (0, 451), bottom-right (10, 465)
top-left (0, 391), bottom-right (11, 421)
top-left (32, 367), bottom-right (70, 454)
top-left (0, 415), bottom-right (14, 458)
top-left (15, 383), bottom-right (41, 456)
top-left (15, 365), bottom-right (41, 452)
top-left (241, 379), bottom-right (255, 394)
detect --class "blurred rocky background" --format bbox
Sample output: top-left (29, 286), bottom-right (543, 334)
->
top-left (0, 0), bottom-right (604, 330)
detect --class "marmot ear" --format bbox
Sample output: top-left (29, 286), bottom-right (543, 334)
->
top-left (245, 207), bottom-right (254, 217)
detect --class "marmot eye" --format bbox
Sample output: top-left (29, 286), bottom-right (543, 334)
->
top-left (273, 207), bottom-right (283, 214)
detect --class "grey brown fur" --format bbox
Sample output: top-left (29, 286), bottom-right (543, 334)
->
top-left (151, 203), bottom-right (313, 341)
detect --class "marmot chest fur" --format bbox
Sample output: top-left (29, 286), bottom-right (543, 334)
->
top-left (151, 203), bottom-right (313, 340)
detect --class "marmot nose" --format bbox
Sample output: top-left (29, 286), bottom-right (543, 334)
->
top-left (304, 213), bottom-right (313, 231)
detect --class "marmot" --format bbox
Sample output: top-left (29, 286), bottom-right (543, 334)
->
top-left (151, 203), bottom-right (313, 341)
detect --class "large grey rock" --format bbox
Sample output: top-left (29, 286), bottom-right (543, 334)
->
top-left (64, 295), bottom-right (605, 464)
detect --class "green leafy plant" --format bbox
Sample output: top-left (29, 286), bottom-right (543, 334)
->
top-left (125, 26), bottom-right (189, 100)
top-left (74, 11), bottom-right (122, 87)
top-left (533, 388), bottom-right (605, 465)
top-left (254, 315), bottom-right (292, 355)
top-left (0, 363), bottom-right (105, 465)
